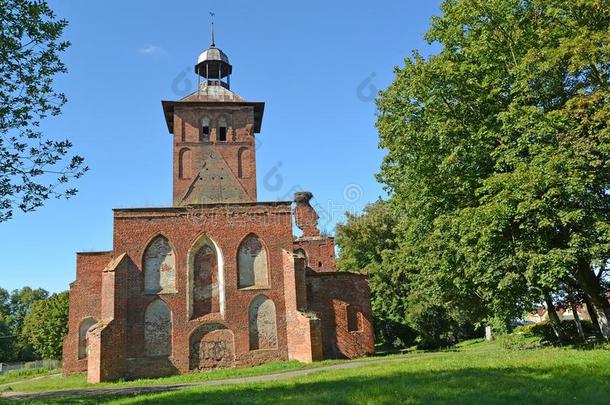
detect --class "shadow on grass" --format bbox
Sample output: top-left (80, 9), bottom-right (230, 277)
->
top-left (20, 363), bottom-right (610, 405)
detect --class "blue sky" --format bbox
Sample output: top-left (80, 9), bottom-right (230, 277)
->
top-left (1, 0), bottom-right (442, 293)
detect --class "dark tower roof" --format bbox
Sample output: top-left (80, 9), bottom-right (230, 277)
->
top-left (161, 15), bottom-right (264, 134)
top-left (194, 14), bottom-right (232, 78)
top-left (195, 46), bottom-right (232, 78)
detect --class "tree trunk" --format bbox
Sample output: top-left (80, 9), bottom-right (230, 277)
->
top-left (544, 292), bottom-right (568, 342)
top-left (567, 286), bottom-right (585, 341)
top-left (575, 259), bottom-right (610, 339)
top-left (584, 295), bottom-right (604, 339)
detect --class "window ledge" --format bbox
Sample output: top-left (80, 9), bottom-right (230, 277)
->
top-left (238, 285), bottom-right (271, 291)
top-left (249, 347), bottom-right (279, 352)
top-left (144, 289), bottom-right (178, 295)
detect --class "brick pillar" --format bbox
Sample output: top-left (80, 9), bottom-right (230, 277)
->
top-left (87, 254), bottom-right (132, 383)
top-left (283, 250), bottom-right (323, 363)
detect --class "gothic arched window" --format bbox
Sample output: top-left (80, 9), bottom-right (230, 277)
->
top-left (237, 147), bottom-right (250, 178)
top-left (179, 148), bottom-right (192, 179)
top-left (144, 299), bottom-right (172, 357)
top-left (143, 235), bottom-right (176, 294)
top-left (188, 236), bottom-right (223, 319)
top-left (238, 234), bottom-right (269, 289)
top-left (249, 295), bottom-right (277, 350)
top-left (78, 317), bottom-right (97, 359)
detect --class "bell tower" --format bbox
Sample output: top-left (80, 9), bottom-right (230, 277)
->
top-left (162, 22), bottom-right (264, 205)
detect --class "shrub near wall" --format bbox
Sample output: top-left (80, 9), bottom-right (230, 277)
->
top-left (513, 321), bottom-right (599, 344)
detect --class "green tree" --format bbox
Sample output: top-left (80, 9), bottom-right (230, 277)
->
top-left (336, 200), bottom-right (399, 273)
top-left (0, 287), bottom-right (48, 361)
top-left (0, 288), bottom-right (15, 361)
top-left (7, 287), bottom-right (48, 333)
top-left (7, 287), bottom-right (48, 359)
top-left (21, 291), bottom-right (69, 359)
top-left (336, 201), bottom-right (419, 346)
top-left (0, 316), bottom-right (13, 362)
top-left (0, 287), bottom-right (9, 316)
top-left (0, 0), bottom-right (87, 222)
top-left (376, 0), bottom-right (610, 337)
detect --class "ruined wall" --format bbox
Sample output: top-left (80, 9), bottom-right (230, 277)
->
top-left (66, 189), bottom-right (375, 382)
top-left (63, 251), bottom-right (111, 373)
top-left (293, 192), bottom-right (320, 238)
top-left (306, 273), bottom-right (375, 359)
top-left (87, 254), bottom-right (134, 383)
top-left (283, 251), bottom-right (324, 363)
top-left (293, 237), bottom-right (337, 273)
top-left (172, 107), bottom-right (257, 205)
top-left (102, 202), bottom-right (293, 378)
top-left (292, 191), bottom-right (337, 272)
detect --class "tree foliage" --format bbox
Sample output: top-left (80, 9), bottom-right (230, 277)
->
top-left (336, 201), bottom-right (420, 346)
top-left (336, 200), bottom-right (399, 273)
top-left (0, 286), bottom-right (48, 361)
top-left (0, 0), bottom-right (87, 222)
top-left (0, 316), bottom-right (12, 361)
top-left (369, 0), bottom-right (610, 342)
top-left (21, 291), bottom-right (69, 359)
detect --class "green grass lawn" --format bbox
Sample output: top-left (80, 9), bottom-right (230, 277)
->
top-left (4, 339), bottom-right (610, 404)
top-left (0, 368), bottom-right (58, 386)
top-left (0, 358), bottom-right (350, 393)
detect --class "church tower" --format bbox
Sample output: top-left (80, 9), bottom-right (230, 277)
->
top-left (162, 27), bottom-right (264, 205)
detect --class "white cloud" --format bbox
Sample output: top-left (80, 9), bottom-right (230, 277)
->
top-left (139, 44), bottom-right (166, 56)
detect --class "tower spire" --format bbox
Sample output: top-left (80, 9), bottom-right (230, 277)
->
top-left (210, 12), bottom-right (215, 47)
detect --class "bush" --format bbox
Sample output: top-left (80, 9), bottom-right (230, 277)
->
top-left (408, 304), bottom-right (457, 350)
top-left (515, 321), bottom-right (599, 344)
top-left (512, 324), bottom-right (536, 335)
top-left (375, 318), bottom-right (418, 349)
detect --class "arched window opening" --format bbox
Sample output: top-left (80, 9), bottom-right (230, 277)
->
top-left (179, 148), bottom-right (192, 179)
top-left (249, 295), bottom-right (277, 350)
top-left (237, 147), bottom-right (250, 179)
top-left (218, 117), bottom-right (227, 142)
top-left (144, 299), bottom-right (172, 357)
top-left (238, 234), bottom-right (269, 289)
top-left (143, 235), bottom-right (176, 294)
top-left (294, 248), bottom-right (307, 261)
top-left (189, 236), bottom-right (222, 319)
top-left (78, 317), bottom-right (97, 359)
top-left (200, 117), bottom-right (210, 142)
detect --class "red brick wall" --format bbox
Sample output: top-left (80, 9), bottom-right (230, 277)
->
top-left (172, 107), bottom-right (257, 204)
top-left (283, 250), bottom-right (323, 362)
top-left (63, 251), bottom-right (112, 373)
top-left (101, 202), bottom-right (293, 379)
top-left (65, 204), bottom-right (375, 381)
top-left (306, 273), bottom-right (375, 359)
top-left (293, 237), bottom-right (337, 272)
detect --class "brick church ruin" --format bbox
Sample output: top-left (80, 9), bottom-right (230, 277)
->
top-left (62, 35), bottom-right (374, 383)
